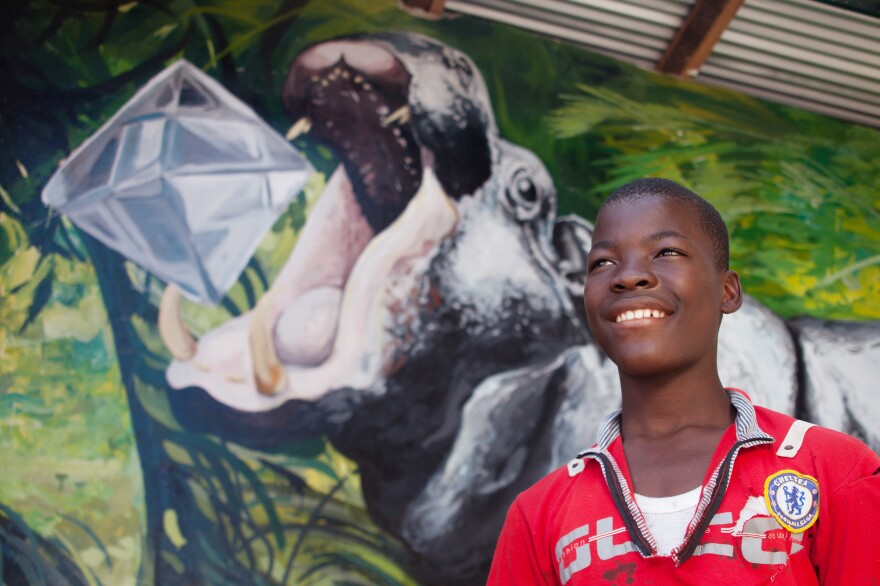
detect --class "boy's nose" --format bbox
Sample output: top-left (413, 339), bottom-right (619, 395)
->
top-left (612, 262), bottom-right (658, 291)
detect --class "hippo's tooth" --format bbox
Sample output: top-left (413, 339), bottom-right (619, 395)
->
top-left (158, 284), bottom-right (197, 360)
top-left (274, 285), bottom-right (343, 366)
top-left (286, 117), bottom-right (312, 141)
top-left (251, 290), bottom-right (289, 396)
top-left (250, 165), bottom-right (373, 394)
top-left (380, 105), bottom-right (411, 127)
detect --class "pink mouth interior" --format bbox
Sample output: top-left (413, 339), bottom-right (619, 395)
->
top-left (267, 166), bottom-right (375, 366)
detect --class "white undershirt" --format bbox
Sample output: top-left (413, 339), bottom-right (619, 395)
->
top-left (634, 486), bottom-right (702, 556)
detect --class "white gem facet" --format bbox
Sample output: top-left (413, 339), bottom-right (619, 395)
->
top-left (42, 60), bottom-right (313, 304)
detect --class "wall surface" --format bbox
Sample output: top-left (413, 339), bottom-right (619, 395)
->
top-left (1, 1), bottom-right (878, 585)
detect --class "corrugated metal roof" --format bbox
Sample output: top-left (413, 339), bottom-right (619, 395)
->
top-left (445, 0), bottom-right (880, 127)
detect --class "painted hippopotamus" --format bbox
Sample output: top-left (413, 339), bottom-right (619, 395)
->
top-left (162, 32), bottom-right (880, 584)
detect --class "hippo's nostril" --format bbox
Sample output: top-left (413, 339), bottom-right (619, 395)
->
top-left (302, 41), bottom-right (400, 77)
top-left (285, 43), bottom-right (411, 116)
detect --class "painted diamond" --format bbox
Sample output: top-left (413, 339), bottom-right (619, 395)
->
top-left (42, 60), bottom-right (313, 304)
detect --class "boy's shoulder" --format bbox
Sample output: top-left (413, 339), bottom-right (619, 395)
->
top-left (754, 405), bottom-right (874, 453)
top-left (753, 405), bottom-right (879, 483)
top-left (512, 451), bottom-right (602, 513)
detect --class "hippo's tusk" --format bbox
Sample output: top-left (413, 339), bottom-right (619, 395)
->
top-left (380, 105), bottom-right (411, 127)
top-left (159, 284), bottom-right (197, 361)
top-left (285, 117), bottom-right (312, 141)
top-left (249, 291), bottom-right (288, 395)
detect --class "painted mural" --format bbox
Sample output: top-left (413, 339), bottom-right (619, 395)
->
top-left (2, 1), bottom-right (879, 585)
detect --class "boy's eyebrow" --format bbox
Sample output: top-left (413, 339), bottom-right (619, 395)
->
top-left (646, 230), bottom-right (691, 242)
top-left (590, 230), bottom-right (691, 252)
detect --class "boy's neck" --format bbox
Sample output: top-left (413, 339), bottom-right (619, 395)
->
top-left (617, 367), bottom-right (736, 497)
top-left (618, 368), bottom-right (734, 439)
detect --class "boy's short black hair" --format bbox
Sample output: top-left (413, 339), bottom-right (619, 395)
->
top-left (602, 178), bottom-right (730, 271)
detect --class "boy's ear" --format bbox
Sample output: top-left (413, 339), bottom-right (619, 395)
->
top-left (721, 270), bottom-right (743, 314)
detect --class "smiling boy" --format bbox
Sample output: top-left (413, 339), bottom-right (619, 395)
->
top-left (488, 178), bottom-right (880, 584)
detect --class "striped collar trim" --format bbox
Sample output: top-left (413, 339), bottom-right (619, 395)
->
top-left (579, 389), bottom-right (774, 456)
top-left (573, 389), bottom-right (775, 559)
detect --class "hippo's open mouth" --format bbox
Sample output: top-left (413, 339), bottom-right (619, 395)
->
top-left (164, 37), bottom-right (461, 409)
top-left (267, 38), bottom-right (431, 367)
top-left (284, 39), bottom-right (424, 232)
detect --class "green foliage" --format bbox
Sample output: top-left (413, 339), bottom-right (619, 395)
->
top-left (546, 75), bottom-right (880, 319)
top-left (152, 429), bottom-right (416, 585)
top-left (0, 503), bottom-right (90, 586)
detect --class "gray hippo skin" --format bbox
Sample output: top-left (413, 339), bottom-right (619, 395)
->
top-left (165, 32), bottom-right (880, 585)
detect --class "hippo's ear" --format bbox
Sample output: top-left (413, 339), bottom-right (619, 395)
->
top-left (552, 214), bottom-right (593, 296)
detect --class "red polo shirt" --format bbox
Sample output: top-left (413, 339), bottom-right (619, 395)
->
top-left (488, 390), bottom-right (880, 585)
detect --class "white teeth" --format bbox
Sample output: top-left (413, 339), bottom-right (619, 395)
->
top-left (615, 309), bottom-right (667, 323)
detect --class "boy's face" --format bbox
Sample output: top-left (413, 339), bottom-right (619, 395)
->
top-left (583, 194), bottom-right (742, 379)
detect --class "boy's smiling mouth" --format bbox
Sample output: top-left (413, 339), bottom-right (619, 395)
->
top-left (615, 309), bottom-right (668, 323)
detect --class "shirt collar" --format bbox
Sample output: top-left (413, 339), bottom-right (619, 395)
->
top-left (587, 388), bottom-right (773, 453)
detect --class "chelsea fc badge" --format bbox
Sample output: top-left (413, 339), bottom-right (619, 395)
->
top-left (764, 470), bottom-right (820, 533)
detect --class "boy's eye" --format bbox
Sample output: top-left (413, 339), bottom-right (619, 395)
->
top-left (657, 248), bottom-right (684, 257)
top-left (589, 258), bottom-right (614, 271)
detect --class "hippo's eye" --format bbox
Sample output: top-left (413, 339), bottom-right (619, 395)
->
top-left (504, 168), bottom-right (542, 221)
top-left (454, 55), bottom-right (473, 87)
top-left (515, 176), bottom-right (537, 203)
